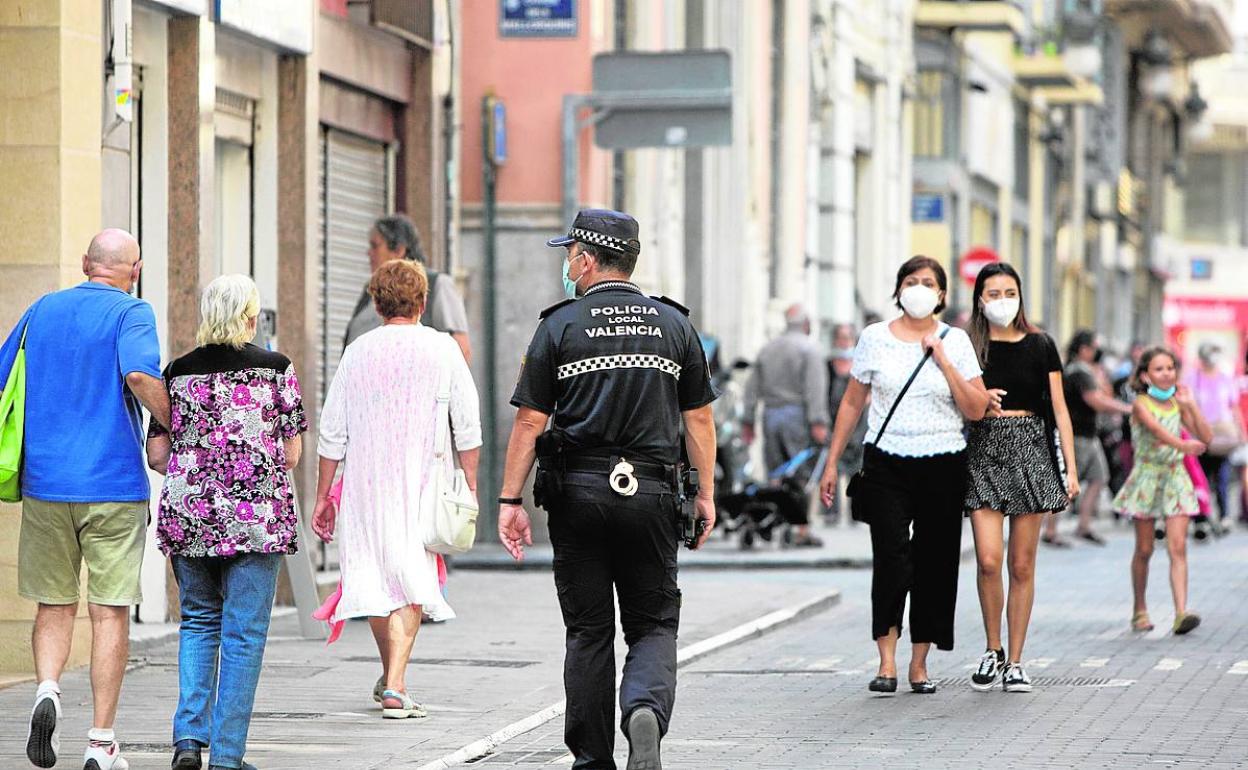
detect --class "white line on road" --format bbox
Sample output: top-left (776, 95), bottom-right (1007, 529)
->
top-left (412, 590), bottom-right (841, 770)
top-left (1026, 657), bottom-right (1056, 669)
top-left (1081, 657), bottom-right (1109, 668)
top-left (1154, 658), bottom-right (1183, 671)
top-left (1228, 661), bottom-right (1248, 675)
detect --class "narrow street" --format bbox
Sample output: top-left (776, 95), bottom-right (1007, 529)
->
top-left (3, 522), bottom-right (1245, 768)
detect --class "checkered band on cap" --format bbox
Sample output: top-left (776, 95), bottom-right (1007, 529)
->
top-left (571, 228), bottom-right (640, 255)
top-left (557, 354), bottom-right (682, 381)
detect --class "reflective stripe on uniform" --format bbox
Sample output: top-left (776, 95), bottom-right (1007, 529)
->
top-left (556, 354), bottom-right (682, 381)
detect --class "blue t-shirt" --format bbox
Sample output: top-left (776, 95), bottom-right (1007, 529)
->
top-left (0, 283), bottom-right (162, 502)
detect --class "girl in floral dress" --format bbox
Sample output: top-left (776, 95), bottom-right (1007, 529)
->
top-left (1113, 348), bottom-right (1213, 635)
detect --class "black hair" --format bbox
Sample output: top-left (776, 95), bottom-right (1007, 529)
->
top-left (577, 242), bottom-right (638, 276)
top-left (373, 214), bottom-right (427, 263)
top-left (892, 256), bottom-right (948, 315)
top-left (1066, 329), bottom-right (1096, 365)
top-left (967, 262), bottom-right (1036, 366)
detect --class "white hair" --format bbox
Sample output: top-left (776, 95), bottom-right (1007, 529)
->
top-left (196, 274), bottom-right (260, 348)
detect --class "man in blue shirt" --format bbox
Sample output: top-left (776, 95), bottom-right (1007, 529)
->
top-left (2, 229), bottom-right (170, 770)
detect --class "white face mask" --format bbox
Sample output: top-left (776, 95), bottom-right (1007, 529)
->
top-left (899, 284), bottom-right (940, 319)
top-left (982, 297), bottom-right (1020, 328)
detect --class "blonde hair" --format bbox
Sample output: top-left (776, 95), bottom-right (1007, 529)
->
top-left (196, 274), bottom-right (260, 348)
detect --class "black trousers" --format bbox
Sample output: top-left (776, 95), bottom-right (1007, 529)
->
top-left (861, 449), bottom-right (966, 650)
top-left (547, 471), bottom-right (681, 770)
top-left (1197, 453), bottom-right (1228, 520)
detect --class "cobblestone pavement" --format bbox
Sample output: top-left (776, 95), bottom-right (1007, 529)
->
top-left (480, 524), bottom-right (1248, 769)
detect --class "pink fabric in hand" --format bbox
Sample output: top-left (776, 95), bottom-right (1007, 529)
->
top-left (1181, 430), bottom-right (1212, 516)
top-left (312, 581), bottom-right (345, 645)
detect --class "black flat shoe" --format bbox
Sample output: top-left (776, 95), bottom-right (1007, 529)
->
top-left (172, 740), bottom-right (203, 770)
top-left (910, 680), bottom-right (937, 694)
top-left (868, 676), bottom-right (898, 694)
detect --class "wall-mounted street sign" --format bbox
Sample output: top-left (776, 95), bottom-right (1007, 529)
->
top-left (912, 193), bottom-right (945, 223)
top-left (589, 50), bottom-right (733, 150)
top-left (500, 0), bottom-right (577, 38)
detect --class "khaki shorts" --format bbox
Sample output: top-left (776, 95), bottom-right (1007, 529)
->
top-left (18, 497), bottom-right (147, 606)
top-left (1074, 436), bottom-right (1109, 486)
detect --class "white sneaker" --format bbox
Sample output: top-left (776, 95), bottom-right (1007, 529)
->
top-left (83, 729), bottom-right (129, 770)
top-left (26, 681), bottom-right (61, 768)
top-left (1002, 663), bottom-right (1033, 693)
top-left (969, 649), bottom-right (1003, 692)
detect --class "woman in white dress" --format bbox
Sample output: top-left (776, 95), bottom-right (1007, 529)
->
top-left (312, 259), bottom-right (481, 719)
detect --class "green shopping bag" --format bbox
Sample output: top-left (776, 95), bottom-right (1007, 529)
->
top-left (0, 325), bottom-right (28, 503)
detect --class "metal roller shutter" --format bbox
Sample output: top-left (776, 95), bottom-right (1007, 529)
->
top-left (319, 128), bottom-right (391, 400)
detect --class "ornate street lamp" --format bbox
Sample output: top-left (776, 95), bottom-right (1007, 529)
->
top-left (1185, 82), bottom-right (1213, 143)
top-left (1140, 31), bottom-right (1174, 100)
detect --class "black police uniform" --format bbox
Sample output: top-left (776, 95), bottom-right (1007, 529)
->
top-left (511, 279), bottom-right (717, 769)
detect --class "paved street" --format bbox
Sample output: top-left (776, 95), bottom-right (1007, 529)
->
top-left (477, 523), bottom-right (1248, 769)
top-left (3, 521), bottom-right (1247, 769)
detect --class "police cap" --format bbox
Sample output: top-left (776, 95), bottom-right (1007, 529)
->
top-left (546, 208), bottom-right (642, 256)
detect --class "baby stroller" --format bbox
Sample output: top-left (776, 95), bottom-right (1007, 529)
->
top-left (718, 446), bottom-right (827, 550)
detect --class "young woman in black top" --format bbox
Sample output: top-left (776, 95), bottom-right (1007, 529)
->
top-left (964, 263), bottom-right (1079, 693)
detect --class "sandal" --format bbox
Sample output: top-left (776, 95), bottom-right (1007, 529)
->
top-left (1041, 533), bottom-right (1071, 548)
top-left (381, 689), bottom-right (428, 720)
top-left (1173, 612), bottom-right (1201, 635)
top-left (1131, 611), bottom-right (1154, 632)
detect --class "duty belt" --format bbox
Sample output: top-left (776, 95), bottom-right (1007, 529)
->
top-left (560, 455), bottom-right (677, 498)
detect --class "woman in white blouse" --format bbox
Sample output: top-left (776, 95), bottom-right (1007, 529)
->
top-left (818, 256), bottom-right (990, 695)
top-left (312, 260), bottom-right (481, 720)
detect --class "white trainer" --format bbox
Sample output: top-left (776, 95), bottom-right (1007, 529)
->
top-left (83, 728), bottom-right (130, 770)
top-left (26, 681), bottom-right (61, 769)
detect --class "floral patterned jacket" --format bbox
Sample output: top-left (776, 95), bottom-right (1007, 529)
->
top-left (150, 344), bottom-right (307, 557)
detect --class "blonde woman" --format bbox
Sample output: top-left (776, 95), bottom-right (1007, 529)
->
top-left (146, 274), bottom-right (307, 770)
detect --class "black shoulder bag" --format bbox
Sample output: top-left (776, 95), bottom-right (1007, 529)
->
top-left (845, 327), bottom-right (950, 522)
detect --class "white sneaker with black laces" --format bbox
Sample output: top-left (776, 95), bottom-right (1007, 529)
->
top-left (970, 649), bottom-right (1004, 692)
top-left (1002, 663), bottom-right (1033, 693)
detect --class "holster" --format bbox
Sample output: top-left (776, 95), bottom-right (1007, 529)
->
top-left (533, 429), bottom-right (567, 511)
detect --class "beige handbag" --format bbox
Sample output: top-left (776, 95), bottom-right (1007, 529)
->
top-left (421, 353), bottom-right (479, 555)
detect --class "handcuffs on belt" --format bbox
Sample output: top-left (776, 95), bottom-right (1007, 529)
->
top-left (609, 458), bottom-right (639, 497)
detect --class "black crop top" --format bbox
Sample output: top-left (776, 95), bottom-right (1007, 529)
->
top-left (981, 333), bottom-right (1062, 414)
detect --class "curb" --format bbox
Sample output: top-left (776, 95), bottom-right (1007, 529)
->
top-left (411, 589), bottom-right (841, 770)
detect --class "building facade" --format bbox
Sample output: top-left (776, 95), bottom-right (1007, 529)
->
top-left (0, 0), bottom-right (455, 674)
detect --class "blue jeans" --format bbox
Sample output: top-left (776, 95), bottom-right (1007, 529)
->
top-left (171, 553), bottom-right (282, 769)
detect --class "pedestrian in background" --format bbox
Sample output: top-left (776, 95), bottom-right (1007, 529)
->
top-left (1114, 348), bottom-right (1212, 635)
top-left (1187, 342), bottom-right (1242, 537)
top-left (313, 260), bottom-right (481, 720)
top-left (743, 304), bottom-right (829, 546)
top-left (345, 213), bottom-right (472, 361)
top-left (1043, 330), bottom-right (1132, 547)
top-left (146, 275), bottom-right (307, 770)
top-left (963, 264), bottom-right (1078, 694)
top-left (1, 229), bottom-right (170, 770)
top-left (818, 256), bottom-right (989, 695)
top-left (498, 209), bottom-right (718, 769)
top-left (825, 323), bottom-right (868, 524)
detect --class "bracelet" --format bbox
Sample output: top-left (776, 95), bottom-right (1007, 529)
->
top-left (498, 496), bottom-right (523, 506)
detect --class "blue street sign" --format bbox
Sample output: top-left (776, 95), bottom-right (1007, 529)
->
top-left (912, 193), bottom-right (945, 223)
top-left (1190, 257), bottom-right (1212, 280)
top-left (500, 0), bottom-right (577, 38)
top-left (492, 100), bottom-right (507, 166)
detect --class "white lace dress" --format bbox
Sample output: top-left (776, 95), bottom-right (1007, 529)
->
top-left (317, 324), bottom-right (482, 622)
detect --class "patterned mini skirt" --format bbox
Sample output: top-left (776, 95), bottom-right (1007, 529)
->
top-left (964, 415), bottom-right (1068, 516)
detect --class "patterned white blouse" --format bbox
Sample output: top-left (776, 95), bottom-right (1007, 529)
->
top-left (850, 320), bottom-right (982, 457)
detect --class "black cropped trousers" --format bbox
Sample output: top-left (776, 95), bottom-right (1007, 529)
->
top-left (860, 448), bottom-right (966, 650)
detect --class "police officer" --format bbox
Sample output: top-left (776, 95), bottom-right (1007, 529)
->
top-left (498, 209), bottom-right (718, 770)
